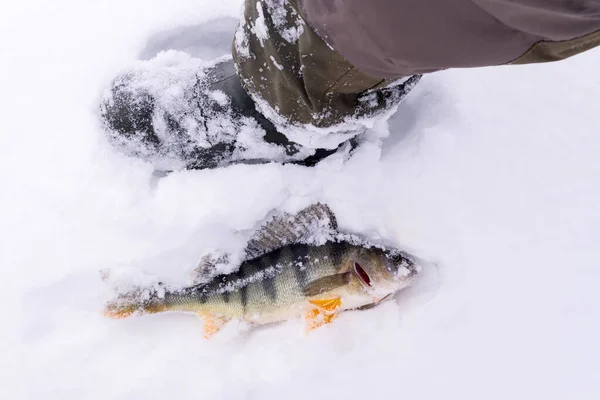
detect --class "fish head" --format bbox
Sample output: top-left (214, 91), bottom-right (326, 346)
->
top-left (350, 247), bottom-right (419, 295)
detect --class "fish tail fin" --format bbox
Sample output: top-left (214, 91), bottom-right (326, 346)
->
top-left (103, 286), bottom-right (169, 319)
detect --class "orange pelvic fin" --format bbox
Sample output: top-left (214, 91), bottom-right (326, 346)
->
top-left (197, 313), bottom-right (230, 339)
top-left (306, 298), bottom-right (342, 332)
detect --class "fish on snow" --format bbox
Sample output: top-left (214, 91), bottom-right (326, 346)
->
top-left (104, 204), bottom-right (421, 338)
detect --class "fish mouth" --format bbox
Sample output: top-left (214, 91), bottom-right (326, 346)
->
top-left (395, 264), bottom-right (417, 281)
top-left (393, 251), bottom-right (421, 281)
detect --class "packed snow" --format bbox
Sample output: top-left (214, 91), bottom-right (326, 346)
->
top-left (5, 1), bottom-right (600, 399)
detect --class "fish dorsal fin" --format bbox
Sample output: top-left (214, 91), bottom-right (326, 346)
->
top-left (244, 203), bottom-right (338, 261)
top-left (192, 252), bottom-right (230, 285)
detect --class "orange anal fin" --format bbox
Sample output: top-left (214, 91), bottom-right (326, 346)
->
top-left (196, 313), bottom-right (230, 339)
top-left (306, 298), bottom-right (342, 332)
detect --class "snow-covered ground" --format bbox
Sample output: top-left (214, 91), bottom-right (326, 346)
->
top-left (6, 1), bottom-right (600, 399)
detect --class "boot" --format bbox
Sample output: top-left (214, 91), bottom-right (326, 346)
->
top-left (100, 52), bottom-right (352, 171)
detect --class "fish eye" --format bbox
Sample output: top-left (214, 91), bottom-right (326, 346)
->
top-left (387, 252), bottom-right (407, 266)
top-left (389, 253), bottom-right (402, 263)
top-left (354, 262), bottom-right (372, 287)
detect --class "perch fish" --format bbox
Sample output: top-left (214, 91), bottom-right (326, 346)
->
top-left (104, 204), bottom-right (420, 337)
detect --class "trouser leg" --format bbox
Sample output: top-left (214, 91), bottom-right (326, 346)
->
top-left (233, 0), bottom-right (420, 133)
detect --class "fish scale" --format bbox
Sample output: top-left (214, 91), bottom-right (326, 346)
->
top-left (162, 243), bottom-right (356, 319)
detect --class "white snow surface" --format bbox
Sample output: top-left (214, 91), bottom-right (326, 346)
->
top-left (5, 1), bottom-right (600, 399)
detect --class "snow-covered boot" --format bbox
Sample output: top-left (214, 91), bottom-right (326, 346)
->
top-left (99, 53), bottom-right (340, 170)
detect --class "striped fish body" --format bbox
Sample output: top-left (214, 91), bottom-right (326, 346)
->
top-left (160, 241), bottom-right (368, 324)
top-left (104, 204), bottom-right (420, 336)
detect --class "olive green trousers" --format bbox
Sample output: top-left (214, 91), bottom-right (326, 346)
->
top-left (232, 0), bottom-right (419, 132)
